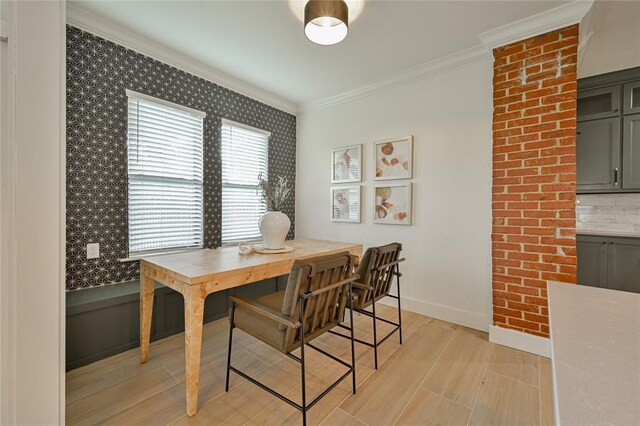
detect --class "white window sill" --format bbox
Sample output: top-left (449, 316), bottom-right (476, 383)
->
top-left (220, 239), bottom-right (263, 248)
top-left (119, 247), bottom-right (204, 262)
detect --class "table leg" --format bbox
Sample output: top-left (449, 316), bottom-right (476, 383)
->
top-left (140, 271), bottom-right (155, 363)
top-left (184, 287), bottom-right (206, 417)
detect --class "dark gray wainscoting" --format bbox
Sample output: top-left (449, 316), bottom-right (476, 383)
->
top-left (66, 277), bottom-right (288, 371)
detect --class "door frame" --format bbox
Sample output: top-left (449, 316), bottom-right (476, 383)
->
top-left (0, 1), bottom-right (66, 423)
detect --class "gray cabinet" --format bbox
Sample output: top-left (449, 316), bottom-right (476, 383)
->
top-left (607, 239), bottom-right (640, 293)
top-left (623, 81), bottom-right (640, 114)
top-left (623, 114), bottom-right (640, 189)
top-left (577, 236), bottom-right (608, 287)
top-left (577, 235), bottom-right (640, 293)
top-left (577, 67), bottom-right (640, 193)
top-left (577, 86), bottom-right (621, 121)
top-left (577, 118), bottom-right (621, 191)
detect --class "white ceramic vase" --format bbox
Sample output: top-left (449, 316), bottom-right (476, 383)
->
top-left (258, 211), bottom-right (291, 249)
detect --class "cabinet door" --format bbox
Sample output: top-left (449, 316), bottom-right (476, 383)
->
top-left (577, 237), bottom-right (608, 288)
top-left (623, 81), bottom-right (640, 115)
top-left (622, 114), bottom-right (640, 190)
top-left (606, 239), bottom-right (640, 293)
top-left (577, 86), bottom-right (621, 121)
top-left (577, 118), bottom-right (621, 191)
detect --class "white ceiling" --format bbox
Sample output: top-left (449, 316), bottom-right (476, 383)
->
top-left (69, 0), bottom-right (570, 107)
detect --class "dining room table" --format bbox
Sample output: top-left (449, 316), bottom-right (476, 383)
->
top-left (138, 238), bottom-right (363, 417)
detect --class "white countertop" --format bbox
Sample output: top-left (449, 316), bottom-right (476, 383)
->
top-left (577, 230), bottom-right (640, 238)
top-left (548, 282), bottom-right (640, 426)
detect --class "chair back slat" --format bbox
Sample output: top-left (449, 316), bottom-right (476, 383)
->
top-left (320, 269), bottom-right (336, 328)
top-left (379, 250), bottom-right (397, 298)
top-left (283, 252), bottom-right (356, 351)
top-left (309, 269), bottom-right (330, 333)
top-left (325, 267), bottom-right (344, 325)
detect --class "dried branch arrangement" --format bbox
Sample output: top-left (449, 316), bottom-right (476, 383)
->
top-left (256, 173), bottom-right (292, 212)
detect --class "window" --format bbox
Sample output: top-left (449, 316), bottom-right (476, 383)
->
top-left (126, 90), bottom-right (205, 255)
top-left (221, 119), bottom-right (270, 244)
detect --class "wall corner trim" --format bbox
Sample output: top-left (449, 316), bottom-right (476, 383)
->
top-left (300, 44), bottom-right (492, 112)
top-left (489, 325), bottom-right (551, 358)
top-left (65, 3), bottom-right (298, 115)
top-left (0, 19), bottom-right (8, 41)
top-left (479, 0), bottom-right (595, 50)
top-left (577, 30), bottom-right (594, 71)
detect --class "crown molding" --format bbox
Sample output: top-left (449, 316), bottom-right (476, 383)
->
top-left (66, 3), bottom-right (298, 115)
top-left (479, 0), bottom-right (595, 50)
top-left (300, 44), bottom-right (492, 112)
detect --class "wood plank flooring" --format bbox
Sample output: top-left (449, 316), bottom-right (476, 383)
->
top-left (66, 304), bottom-right (555, 425)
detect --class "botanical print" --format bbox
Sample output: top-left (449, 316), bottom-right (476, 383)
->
top-left (374, 136), bottom-right (413, 180)
top-left (332, 144), bottom-right (362, 183)
top-left (331, 186), bottom-right (361, 223)
top-left (374, 183), bottom-right (412, 225)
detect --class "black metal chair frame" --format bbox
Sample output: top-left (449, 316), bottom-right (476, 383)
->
top-left (329, 258), bottom-right (405, 369)
top-left (225, 279), bottom-right (358, 426)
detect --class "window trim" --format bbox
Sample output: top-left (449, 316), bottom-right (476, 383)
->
top-left (119, 247), bottom-right (203, 262)
top-left (221, 118), bottom-right (271, 137)
top-left (125, 89), bottom-right (206, 118)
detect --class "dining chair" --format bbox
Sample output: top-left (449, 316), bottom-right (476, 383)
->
top-left (330, 242), bottom-right (405, 369)
top-left (225, 252), bottom-right (359, 426)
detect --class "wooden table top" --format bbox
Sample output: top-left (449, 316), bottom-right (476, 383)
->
top-left (140, 238), bottom-right (362, 285)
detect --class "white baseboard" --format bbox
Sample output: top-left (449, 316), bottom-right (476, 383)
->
top-left (380, 296), bottom-right (490, 333)
top-left (489, 325), bottom-right (551, 357)
top-left (378, 297), bottom-right (551, 357)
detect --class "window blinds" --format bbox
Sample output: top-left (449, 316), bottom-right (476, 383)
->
top-left (221, 120), bottom-right (270, 244)
top-left (126, 90), bottom-right (205, 255)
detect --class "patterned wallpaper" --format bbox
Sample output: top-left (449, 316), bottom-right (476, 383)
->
top-left (66, 26), bottom-right (296, 291)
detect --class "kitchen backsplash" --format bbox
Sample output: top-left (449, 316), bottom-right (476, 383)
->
top-left (576, 194), bottom-right (640, 235)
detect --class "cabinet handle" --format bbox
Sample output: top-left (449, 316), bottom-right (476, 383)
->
top-left (614, 168), bottom-right (619, 186)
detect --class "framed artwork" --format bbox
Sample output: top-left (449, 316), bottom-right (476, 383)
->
top-left (374, 183), bottom-right (412, 225)
top-left (374, 135), bottom-right (413, 180)
top-left (330, 186), bottom-right (361, 223)
top-left (331, 144), bottom-right (362, 183)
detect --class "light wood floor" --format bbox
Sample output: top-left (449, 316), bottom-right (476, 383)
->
top-left (66, 304), bottom-right (555, 425)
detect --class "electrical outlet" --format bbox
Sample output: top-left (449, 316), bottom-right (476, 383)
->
top-left (87, 243), bottom-right (100, 259)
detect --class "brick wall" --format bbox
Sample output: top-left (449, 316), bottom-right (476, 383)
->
top-left (491, 25), bottom-right (579, 337)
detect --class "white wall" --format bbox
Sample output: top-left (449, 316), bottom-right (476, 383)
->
top-left (579, 0), bottom-right (640, 78)
top-left (0, 1), bottom-right (65, 423)
top-left (296, 60), bottom-right (494, 331)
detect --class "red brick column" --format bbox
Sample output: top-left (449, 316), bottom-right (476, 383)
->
top-left (491, 25), bottom-right (579, 337)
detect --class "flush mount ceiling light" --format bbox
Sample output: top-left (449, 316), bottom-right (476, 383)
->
top-left (304, 0), bottom-right (349, 46)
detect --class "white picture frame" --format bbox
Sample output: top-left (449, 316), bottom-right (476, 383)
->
top-left (374, 135), bottom-right (413, 180)
top-left (330, 186), bottom-right (361, 223)
top-left (374, 183), bottom-right (412, 225)
top-left (331, 144), bottom-right (362, 183)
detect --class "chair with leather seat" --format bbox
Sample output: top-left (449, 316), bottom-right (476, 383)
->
top-left (331, 242), bottom-right (404, 369)
top-left (225, 252), bottom-right (359, 426)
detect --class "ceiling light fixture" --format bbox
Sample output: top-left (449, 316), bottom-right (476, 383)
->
top-left (304, 0), bottom-right (349, 46)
